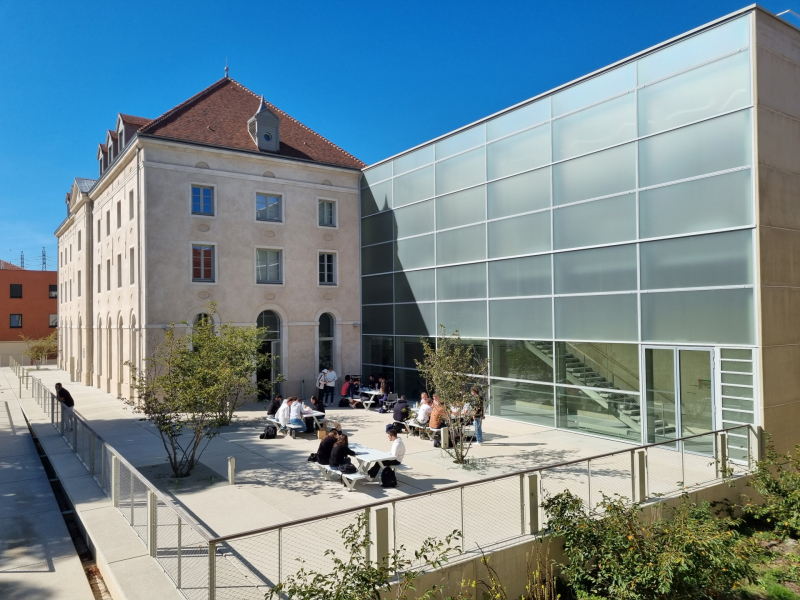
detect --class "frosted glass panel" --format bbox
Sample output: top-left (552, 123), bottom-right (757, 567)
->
top-left (489, 298), bottom-right (552, 338)
top-left (488, 212), bottom-right (551, 258)
top-left (553, 63), bottom-right (635, 116)
top-left (488, 168), bottom-right (551, 219)
top-left (361, 179), bottom-right (392, 216)
top-left (395, 270), bottom-right (435, 303)
top-left (395, 200), bottom-right (434, 239)
top-left (393, 165), bottom-right (434, 207)
top-left (361, 163), bottom-right (392, 187)
top-left (553, 143), bottom-right (636, 205)
top-left (361, 211), bottom-right (394, 246)
top-left (395, 303), bottom-right (436, 336)
top-left (489, 255), bottom-right (551, 298)
top-left (487, 100), bottom-right (550, 141)
top-left (553, 93), bottom-right (636, 161)
top-left (395, 234), bottom-right (434, 270)
top-left (435, 125), bottom-right (485, 160)
top-left (436, 186), bottom-right (485, 230)
top-left (555, 294), bottom-right (638, 341)
top-left (640, 230), bottom-right (753, 289)
top-left (362, 305), bottom-right (393, 334)
top-left (394, 145), bottom-right (434, 175)
top-left (642, 288), bottom-right (754, 345)
top-left (554, 244), bottom-right (637, 294)
top-left (487, 124), bottom-right (550, 180)
top-left (639, 51), bottom-right (750, 136)
top-left (438, 301), bottom-right (487, 337)
top-left (639, 170), bottom-right (753, 238)
top-left (638, 17), bottom-right (750, 85)
top-left (553, 194), bottom-right (636, 250)
top-left (437, 263), bottom-right (487, 300)
top-left (639, 110), bottom-right (751, 186)
top-left (362, 274), bottom-right (393, 305)
top-left (361, 242), bottom-right (393, 275)
top-left (436, 224), bottom-right (486, 265)
top-left (435, 147), bottom-right (486, 195)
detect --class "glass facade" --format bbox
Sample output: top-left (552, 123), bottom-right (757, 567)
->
top-left (360, 15), bottom-right (757, 445)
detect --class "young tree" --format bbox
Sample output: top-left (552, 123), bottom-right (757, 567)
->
top-left (415, 326), bottom-right (489, 465)
top-left (21, 331), bottom-right (58, 369)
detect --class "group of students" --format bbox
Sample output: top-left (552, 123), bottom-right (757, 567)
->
top-left (315, 366), bottom-right (339, 405)
top-left (404, 388), bottom-right (485, 445)
top-left (266, 394), bottom-right (326, 433)
top-left (313, 425), bottom-right (405, 478)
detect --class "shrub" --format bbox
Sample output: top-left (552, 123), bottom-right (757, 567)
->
top-left (542, 491), bottom-right (756, 600)
top-left (744, 443), bottom-right (800, 539)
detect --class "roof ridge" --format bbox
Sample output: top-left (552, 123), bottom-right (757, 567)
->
top-left (139, 77), bottom-right (231, 135)
top-left (228, 78), bottom-right (365, 167)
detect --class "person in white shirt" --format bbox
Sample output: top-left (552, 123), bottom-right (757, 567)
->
top-left (289, 396), bottom-right (307, 432)
top-left (368, 427), bottom-right (404, 478)
top-left (411, 395), bottom-right (432, 428)
top-left (323, 366), bottom-right (337, 406)
top-left (275, 398), bottom-right (292, 431)
top-left (316, 369), bottom-right (327, 401)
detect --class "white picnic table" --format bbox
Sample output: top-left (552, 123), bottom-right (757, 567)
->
top-left (302, 409), bottom-right (326, 429)
top-left (349, 443), bottom-right (396, 477)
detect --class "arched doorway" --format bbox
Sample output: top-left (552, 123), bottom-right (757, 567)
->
top-left (318, 312), bottom-right (334, 373)
top-left (256, 310), bottom-right (281, 399)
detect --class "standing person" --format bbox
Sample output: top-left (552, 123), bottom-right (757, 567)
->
top-left (54, 383), bottom-right (75, 408)
top-left (470, 386), bottom-right (485, 446)
top-left (266, 394), bottom-right (283, 418)
top-left (324, 365), bottom-right (337, 406)
top-left (316, 369), bottom-right (327, 403)
top-left (289, 396), bottom-right (307, 432)
top-left (368, 428), bottom-right (405, 478)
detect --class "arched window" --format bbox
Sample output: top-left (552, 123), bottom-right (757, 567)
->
top-left (257, 310), bottom-right (280, 340)
top-left (318, 313), bottom-right (334, 373)
top-left (256, 310), bottom-right (281, 399)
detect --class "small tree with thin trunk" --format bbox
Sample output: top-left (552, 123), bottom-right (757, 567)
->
top-left (21, 331), bottom-right (58, 369)
top-left (415, 326), bottom-right (489, 465)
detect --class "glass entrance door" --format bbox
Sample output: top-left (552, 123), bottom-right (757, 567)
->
top-left (643, 347), bottom-right (714, 450)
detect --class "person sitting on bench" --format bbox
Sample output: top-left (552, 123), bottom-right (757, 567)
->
top-left (429, 395), bottom-right (446, 430)
top-left (340, 375), bottom-right (353, 400)
top-left (289, 396), bottom-right (307, 432)
top-left (410, 393), bottom-right (432, 428)
top-left (316, 429), bottom-right (339, 465)
top-left (329, 434), bottom-right (356, 470)
top-left (266, 394), bottom-right (283, 418)
top-left (368, 428), bottom-right (405, 478)
top-left (388, 396), bottom-right (410, 433)
top-left (275, 397), bottom-right (291, 432)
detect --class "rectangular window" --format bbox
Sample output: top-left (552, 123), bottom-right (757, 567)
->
top-left (319, 253), bottom-right (336, 285)
top-left (117, 254), bottom-right (122, 288)
top-left (192, 245), bottom-right (215, 282)
top-left (256, 249), bottom-right (282, 284)
top-left (256, 194), bottom-right (281, 221)
top-left (97, 264), bottom-right (101, 293)
top-left (318, 200), bottom-right (336, 227)
top-left (49, 314), bottom-right (57, 328)
top-left (129, 248), bottom-right (135, 284)
top-left (78, 230), bottom-right (81, 251)
top-left (77, 272), bottom-right (81, 297)
top-left (10, 284), bottom-right (22, 298)
top-left (69, 280), bottom-right (72, 301)
top-left (116, 201), bottom-right (121, 228)
top-left (106, 259), bottom-right (111, 291)
top-left (49, 284), bottom-right (57, 299)
top-left (10, 314), bottom-right (22, 328)
top-left (97, 220), bottom-right (101, 242)
top-left (191, 185), bottom-right (214, 216)
top-left (106, 210), bottom-right (110, 236)
top-left (129, 191), bottom-right (134, 220)
top-left (69, 244), bottom-right (72, 262)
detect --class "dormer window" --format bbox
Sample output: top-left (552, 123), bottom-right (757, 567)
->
top-left (119, 129), bottom-right (125, 149)
top-left (247, 95), bottom-right (280, 152)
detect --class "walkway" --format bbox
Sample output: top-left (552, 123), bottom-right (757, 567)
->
top-left (0, 370), bottom-right (94, 600)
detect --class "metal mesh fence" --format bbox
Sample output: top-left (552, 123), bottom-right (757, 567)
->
top-left (215, 530), bottom-right (279, 600)
top-left (462, 476), bottom-right (523, 552)
top-left (681, 433), bottom-right (719, 489)
top-left (132, 474), bottom-right (149, 544)
top-left (395, 489), bottom-right (463, 564)
top-left (646, 444), bottom-right (687, 496)
top-left (280, 511), bottom-right (361, 583)
top-left (586, 451), bottom-right (635, 507)
top-left (541, 461), bottom-right (591, 511)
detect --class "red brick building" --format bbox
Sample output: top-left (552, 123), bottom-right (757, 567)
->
top-left (0, 261), bottom-right (58, 366)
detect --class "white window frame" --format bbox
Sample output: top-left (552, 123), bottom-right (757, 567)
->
top-left (255, 190), bottom-right (284, 224)
top-left (317, 197), bottom-right (338, 228)
top-left (255, 246), bottom-right (284, 286)
top-left (190, 183), bottom-right (217, 218)
top-left (317, 251), bottom-right (338, 287)
top-left (190, 242), bottom-right (218, 284)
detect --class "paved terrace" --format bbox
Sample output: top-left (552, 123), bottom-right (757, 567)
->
top-left (5, 367), bottom-right (640, 540)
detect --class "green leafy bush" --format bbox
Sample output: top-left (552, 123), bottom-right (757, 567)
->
top-left (744, 443), bottom-right (800, 539)
top-left (764, 582), bottom-right (800, 600)
top-left (542, 491), bottom-right (756, 600)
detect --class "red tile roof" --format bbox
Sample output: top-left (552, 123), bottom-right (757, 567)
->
top-left (108, 130), bottom-right (118, 140)
top-left (119, 114), bottom-right (151, 127)
top-left (139, 77), bottom-right (364, 170)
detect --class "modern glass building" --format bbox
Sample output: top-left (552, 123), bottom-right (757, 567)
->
top-left (360, 7), bottom-right (800, 453)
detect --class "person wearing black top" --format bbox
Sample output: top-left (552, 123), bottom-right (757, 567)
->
top-left (310, 396), bottom-right (325, 414)
top-left (266, 395), bottom-right (283, 417)
top-left (316, 430), bottom-right (339, 465)
top-left (54, 383), bottom-right (74, 408)
top-left (389, 396), bottom-right (410, 433)
top-left (329, 434), bottom-right (357, 469)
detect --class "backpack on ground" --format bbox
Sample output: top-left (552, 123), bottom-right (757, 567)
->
top-left (260, 424), bottom-right (277, 440)
top-left (433, 432), bottom-right (442, 448)
top-left (381, 466), bottom-right (397, 488)
top-left (338, 398), bottom-right (350, 407)
top-left (307, 453), bottom-right (318, 462)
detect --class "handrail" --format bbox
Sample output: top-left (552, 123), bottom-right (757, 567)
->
top-left (211, 423), bottom-right (752, 543)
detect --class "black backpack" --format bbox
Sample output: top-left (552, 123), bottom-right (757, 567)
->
top-left (433, 432), bottom-right (442, 448)
top-left (340, 458), bottom-right (358, 474)
top-left (260, 424), bottom-right (277, 440)
top-left (338, 398), bottom-right (350, 407)
top-left (381, 466), bottom-right (397, 488)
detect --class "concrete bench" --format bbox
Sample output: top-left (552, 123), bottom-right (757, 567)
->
top-left (315, 463), bottom-right (367, 491)
top-left (265, 418), bottom-right (304, 439)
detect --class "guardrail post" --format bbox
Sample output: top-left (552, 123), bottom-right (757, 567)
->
top-left (50, 394), bottom-right (55, 425)
top-left (634, 449), bottom-right (647, 503)
top-left (716, 432), bottom-right (728, 478)
top-left (89, 434), bottom-right (95, 476)
top-left (147, 490), bottom-right (157, 557)
top-left (111, 455), bottom-right (120, 507)
top-left (228, 456), bottom-right (235, 485)
top-left (368, 507), bottom-right (389, 567)
top-left (208, 541), bottom-right (216, 600)
top-left (524, 472), bottom-right (542, 534)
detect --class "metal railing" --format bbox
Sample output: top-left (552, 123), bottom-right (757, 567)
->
top-left (13, 361), bottom-right (759, 600)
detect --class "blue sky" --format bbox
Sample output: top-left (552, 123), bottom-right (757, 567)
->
top-left (0, 0), bottom-right (794, 268)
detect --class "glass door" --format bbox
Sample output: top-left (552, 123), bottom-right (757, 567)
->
top-left (679, 349), bottom-right (714, 454)
top-left (644, 347), bottom-right (678, 444)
